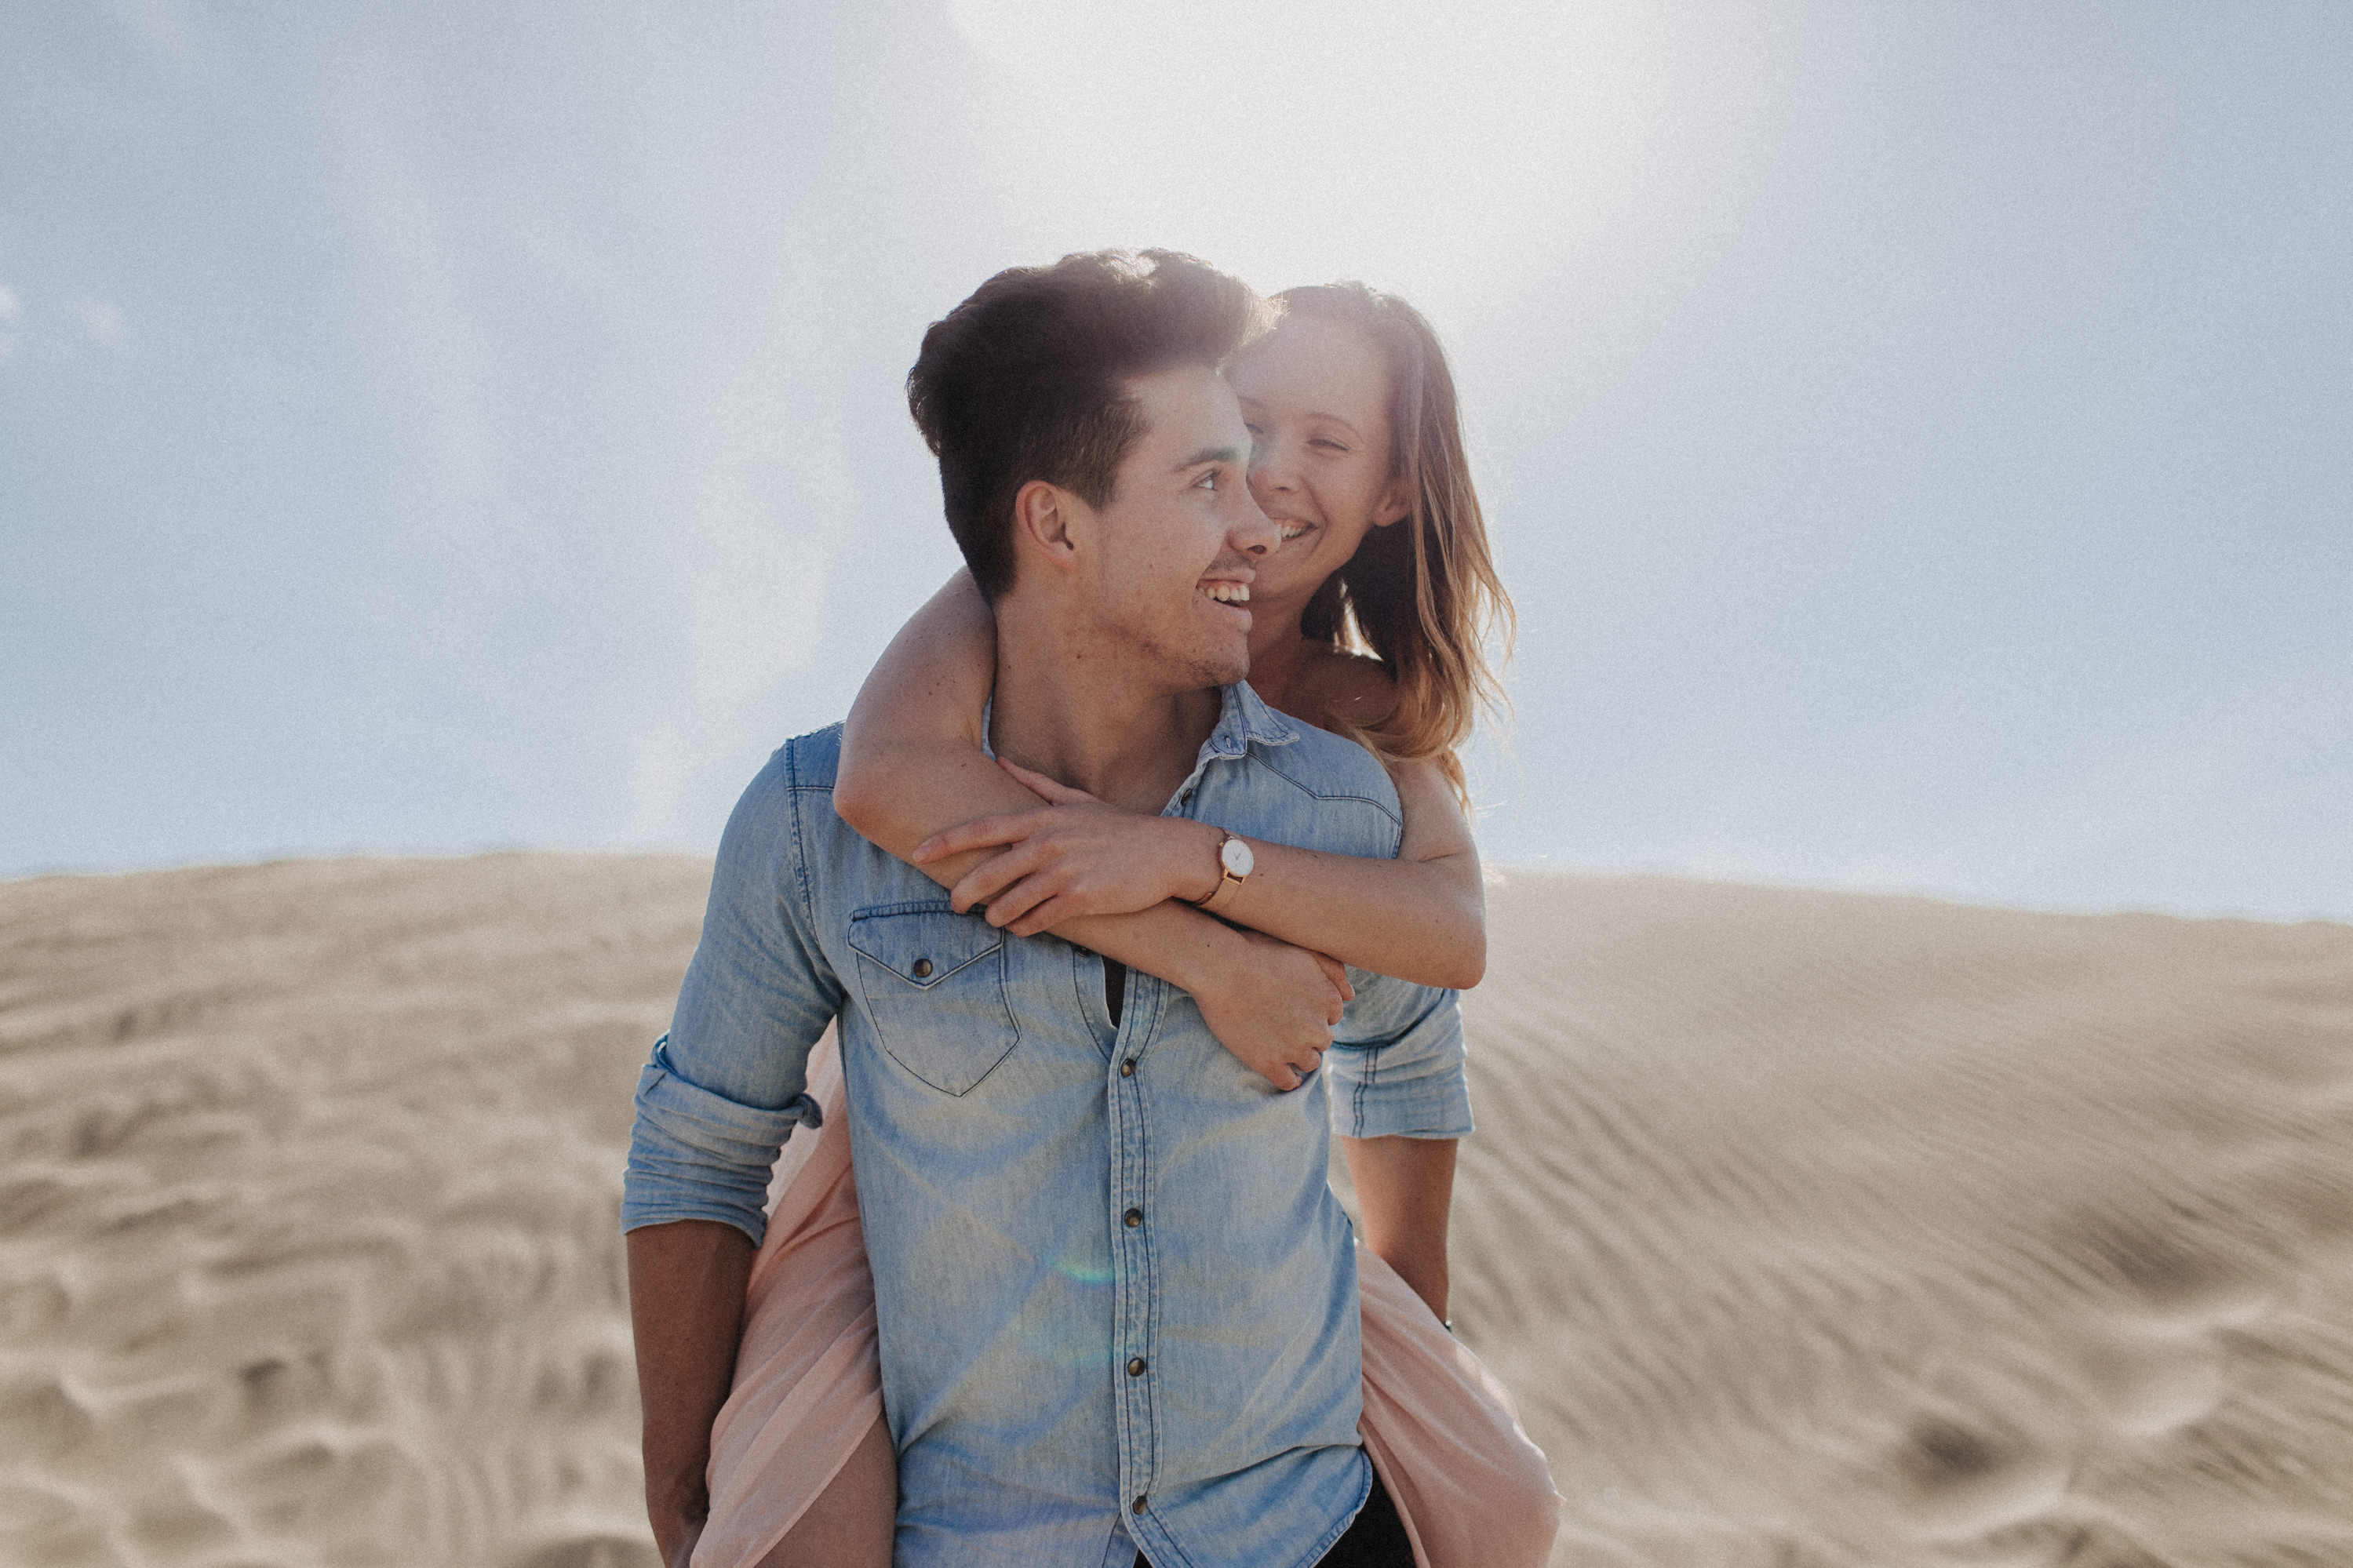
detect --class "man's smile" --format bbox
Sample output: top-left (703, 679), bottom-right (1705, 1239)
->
top-left (1199, 577), bottom-right (1254, 631)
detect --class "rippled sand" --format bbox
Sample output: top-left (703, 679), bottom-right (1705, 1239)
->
top-left (3, 856), bottom-right (2349, 1566)
top-left (0, 856), bottom-right (701, 1568)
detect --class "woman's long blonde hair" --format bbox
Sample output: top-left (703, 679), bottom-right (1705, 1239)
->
top-left (1280, 283), bottom-right (1513, 801)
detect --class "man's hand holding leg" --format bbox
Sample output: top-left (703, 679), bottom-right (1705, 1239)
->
top-left (628, 1220), bottom-right (756, 1567)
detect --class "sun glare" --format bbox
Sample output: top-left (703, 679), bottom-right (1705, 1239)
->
top-left (945, 0), bottom-right (1688, 313)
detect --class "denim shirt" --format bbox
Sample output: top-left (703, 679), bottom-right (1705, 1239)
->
top-left (623, 683), bottom-right (1472, 1568)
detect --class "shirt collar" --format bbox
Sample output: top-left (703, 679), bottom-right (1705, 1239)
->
top-left (1202, 681), bottom-right (1303, 760)
top-left (979, 682), bottom-right (1301, 766)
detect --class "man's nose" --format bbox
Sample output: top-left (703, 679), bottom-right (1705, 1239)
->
top-left (1230, 490), bottom-right (1279, 559)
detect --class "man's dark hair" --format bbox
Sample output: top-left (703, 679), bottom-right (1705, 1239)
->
top-left (906, 249), bottom-right (1265, 601)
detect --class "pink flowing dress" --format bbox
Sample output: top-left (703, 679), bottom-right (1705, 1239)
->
top-left (692, 1029), bottom-right (1560, 1568)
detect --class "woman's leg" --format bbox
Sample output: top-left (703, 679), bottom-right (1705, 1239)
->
top-left (1357, 1247), bottom-right (1562, 1568)
top-left (692, 1027), bottom-right (1553, 1568)
top-left (694, 1028), bottom-right (894, 1568)
top-left (752, 1411), bottom-right (894, 1568)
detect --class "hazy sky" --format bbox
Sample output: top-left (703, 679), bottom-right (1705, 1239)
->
top-left (5, 1), bottom-right (2348, 918)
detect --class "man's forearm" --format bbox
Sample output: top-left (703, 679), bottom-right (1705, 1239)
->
top-left (1339, 1135), bottom-right (1458, 1322)
top-left (628, 1219), bottom-right (756, 1563)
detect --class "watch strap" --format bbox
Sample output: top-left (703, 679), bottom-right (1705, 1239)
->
top-left (1192, 831), bottom-right (1247, 914)
top-left (1196, 867), bottom-right (1244, 915)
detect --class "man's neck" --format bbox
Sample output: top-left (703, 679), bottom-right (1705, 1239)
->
top-left (1237, 620), bottom-right (1320, 724)
top-left (989, 602), bottom-right (1222, 816)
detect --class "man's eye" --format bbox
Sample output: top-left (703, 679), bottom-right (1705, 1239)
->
top-left (1194, 471), bottom-right (1218, 490)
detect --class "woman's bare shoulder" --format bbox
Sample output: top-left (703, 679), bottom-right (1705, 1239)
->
top-left (1295, 649), bottom-right (1397, 733)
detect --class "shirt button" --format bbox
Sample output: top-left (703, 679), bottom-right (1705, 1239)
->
top-left (1124, 1208), bottom-right (1142, 1228)
top-left (1132, 1495), bottom-right (1147, 1515)
top-left (912, 958), bottom-right (933, 978)
top-left (1120, 1058), bottom-right (1136, 1077)
top-left (1127, 1356), bottom-right (1146, 1377)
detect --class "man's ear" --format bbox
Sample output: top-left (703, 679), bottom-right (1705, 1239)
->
top-left (1011, 478), bottom-right (1084, 576)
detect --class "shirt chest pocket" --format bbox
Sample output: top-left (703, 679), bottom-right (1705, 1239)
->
top-left (847, 905), bottom-right (1021, 1096)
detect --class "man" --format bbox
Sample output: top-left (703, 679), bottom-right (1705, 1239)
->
top-left (624, 250), bottom-right (1470, 1567)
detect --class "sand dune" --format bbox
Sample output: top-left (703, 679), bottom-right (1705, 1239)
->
top-left (3, 855), bottom-right (2350, 1566)
top-left (0, 856), bottom-right (702, 1568)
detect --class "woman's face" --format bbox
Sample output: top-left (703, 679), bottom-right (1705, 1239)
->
top-left (1229, 312), bottom-right (1408, 614)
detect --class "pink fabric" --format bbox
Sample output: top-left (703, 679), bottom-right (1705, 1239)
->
top-left (692, 1029), bottom-right (880, 1568)
top-left (1353, 1246), bottom-right (1561, 1568)
top-left (696, 1028), bottom-right (1560, 1567)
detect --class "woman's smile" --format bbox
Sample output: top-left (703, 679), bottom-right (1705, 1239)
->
top-left (1231, 311), bottom-right (1406, 613)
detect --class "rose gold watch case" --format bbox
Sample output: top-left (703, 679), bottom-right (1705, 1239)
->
top-left (1195, 833), bottom-right (1251, 914)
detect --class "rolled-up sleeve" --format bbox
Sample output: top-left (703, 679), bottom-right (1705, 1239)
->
top-left (622, 745), bottom-right (846, 1246)
top-left (624, 1039), bottom-right (824, 1243)
top-left (1324, 973), bottom-right (1473, 1141)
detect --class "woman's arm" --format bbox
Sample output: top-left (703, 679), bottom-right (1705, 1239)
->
top-left (837, 574), bottom-right (1349, 1090)
top-left (924, 755), bottom-right (1484, 989)
top-left (833, 571), bottom-right (999, 858)
top-left (843, 576), bottom-right (1486, 990)
top-left (1200, 755), bottom-right (1486, 989)
top-left (1244, 651), bottom-right (1486, 987)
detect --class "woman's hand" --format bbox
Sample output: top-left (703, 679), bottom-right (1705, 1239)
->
top-left (1192, 929), bottom-right (1357, 1090)
top-left (912, 760), bottom-right (1224, 936)
top-left (907, 759), bottom-right (1357, 1090)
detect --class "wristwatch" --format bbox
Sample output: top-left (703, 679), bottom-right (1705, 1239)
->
top-left (1192, 831), bottom-right (1254, 915)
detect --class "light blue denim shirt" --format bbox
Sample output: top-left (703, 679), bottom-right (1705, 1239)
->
top-left (623, 683), bottom-right (1471, 1568)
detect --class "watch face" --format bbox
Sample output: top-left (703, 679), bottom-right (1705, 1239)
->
top-left (1220, 837), bottom-right (1254, 879)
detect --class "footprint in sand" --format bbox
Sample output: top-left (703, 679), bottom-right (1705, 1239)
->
top-left (2072, 1326), bottom-right (2227, 1439)
top-left (2074, 1221), bottom-right (2276, 1333)
top-left (1895, 1420), bottom-right (2074, 1544)
top-left (2060, 1221), bottom-right (2276, 1440)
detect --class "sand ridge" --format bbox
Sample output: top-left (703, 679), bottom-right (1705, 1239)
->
top-left (1, 855), bottom-right (706, 1568)
top-left (4, 856), bottom-right (2351, 1566)
top-left (1461, 873), bottom-right (2353, 1565)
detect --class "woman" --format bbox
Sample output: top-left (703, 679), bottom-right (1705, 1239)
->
top-left (691, 284), bottom-right (1557, 1568)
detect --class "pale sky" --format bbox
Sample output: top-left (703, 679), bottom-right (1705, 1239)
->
top-left (5, 1), bottom-right (2348, 918)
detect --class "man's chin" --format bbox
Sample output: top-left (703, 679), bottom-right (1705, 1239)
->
top-left (1167, 653), bottom-right (1250, 694)
top-left (1129, 628), bottom-right (1249, 695)
top-left (1196, 637), bottom-right (1251, 689)
top-left (1160, 652), bottom-right (1246, 693)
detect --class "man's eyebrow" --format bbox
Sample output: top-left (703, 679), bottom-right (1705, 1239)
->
top-left (1171, 444), bottom-right (1247, 471)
